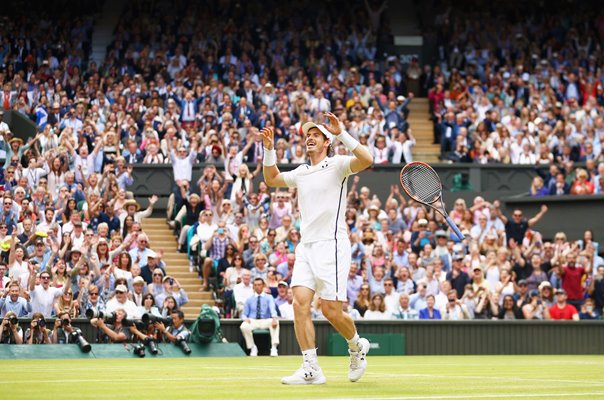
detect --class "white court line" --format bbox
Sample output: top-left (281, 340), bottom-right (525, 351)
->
top-left (1, 376), bottom-right (277, 384)
top-left (323, 393), bottom-right (604, 400)
top-left (367, 372), bottom-right (604, 386)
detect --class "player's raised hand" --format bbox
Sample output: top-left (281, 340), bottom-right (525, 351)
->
top-left (323, 112), bottom-right (341, 135)
top-left (260, 127), bottom-right (274, 150)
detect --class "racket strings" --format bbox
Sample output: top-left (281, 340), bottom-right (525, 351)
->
top-left (401, 164), bottom-right (441, 203)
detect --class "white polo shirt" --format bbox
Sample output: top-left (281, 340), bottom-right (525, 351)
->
top-left (282, 155), bottom-right (355, 243)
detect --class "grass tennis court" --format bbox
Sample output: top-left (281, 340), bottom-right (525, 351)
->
top-left (3, 355), bottom-right (603, 399)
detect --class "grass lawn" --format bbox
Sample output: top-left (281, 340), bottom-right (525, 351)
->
top-left (2, 355), bottom-right (603, 399)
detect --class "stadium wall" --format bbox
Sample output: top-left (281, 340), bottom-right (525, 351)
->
top-left (11, 319), bottom-right (604, 356)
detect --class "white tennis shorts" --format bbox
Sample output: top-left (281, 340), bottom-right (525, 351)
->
top-left (291, 239), bottom-right (351, 301)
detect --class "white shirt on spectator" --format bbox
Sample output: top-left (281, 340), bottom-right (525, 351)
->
top-left (30, 285), bottom-right (64, 317)
top-left (170, 149), bottom-right (197, 182)
top-left (105, 297), bottom-right (141, 319)
top-left (233, 281), bottom-right (253, 310)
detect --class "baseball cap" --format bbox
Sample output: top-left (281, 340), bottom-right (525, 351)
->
top-left (146, 249), bottom-right (157, 258)
top-left (435, 230), bottom-right (447, 238)
top-left (115, 284), bottom-right (128, 293)
top-left (518, 279), bottom-right (528, 286)
top-left (555, 288), bottom-right (566, 295)
top-left (278, 281), bottom-right (288, 287)
top-left (301, 122), bottom-right (334, 142)
top-left (538, 281), bottom-right (552, 290)
top-left (132, 276), bottom-right (145, 285)
top-left (418, 218), bottom-right (428, 226)
top-left (453, 252), bottom-right (464, 261)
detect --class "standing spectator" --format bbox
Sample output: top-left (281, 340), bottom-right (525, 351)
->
top-left (557, 251), bottom-right (588, 309)
top-left (28, 267), bottom-right (71, 318)
top-left (500, 205), bottom-right (548, 245)
top-left (240, 278), bottom-right (280, 357)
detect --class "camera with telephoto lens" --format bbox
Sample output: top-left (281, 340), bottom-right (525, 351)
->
top-left (144, 336), bottom-right (158, 355)
top-left (70, 328), bottom-right (91, 353)
top-left (8, 316), bottom-right (18, 326)
top-left (141, 313), bottom-right (172, 326)
top-left (86, 309), bottom-right (105, 319)
top-left (132, 343), bottom-right (146, 358)
top-left (175, 337), bottom-right (192, 355)
top-left (62, 318), bottom-right (70, 328)
top-left (37, 317), bottom-right (46, 328)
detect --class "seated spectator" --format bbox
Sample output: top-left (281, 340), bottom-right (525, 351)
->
top-left (364, 293), bottom-right (391, 320)
top-left (528, 177), bottom-right (549, 197)
top-left (570, 168), bottom-right (595, 195)
top-left (441, 289), bottom-right (470, 320)
top-left (0, 311), bottom-right (23, 344)
top-left (392, 293), bottom-right (419, 320)
top-left (419, 295), bottom-right (441, 320)
top-left (240, 278), bottom-right (279, 357)
top-left (105, 284), bottom-right (141, 319)
top-left (233, 270), bottom-right (254, 317)
top-left (278, 288), bottom-right (294, 320)
top-left (354, 284), bottom-right (371, 317)
top-left (155, 276), bottom-right (188, 311)
top-left (548, 289), bottom-right (579, 321)
top-left (139, 294), bottom-right (161, 318)
top-left (578, 299), bottom-right (600, 320)
top-left (498, 294), bottom-right (524, 320)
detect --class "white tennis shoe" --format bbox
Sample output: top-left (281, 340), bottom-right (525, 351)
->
top-left (281, 361), bottom-right (326, 385)
top-left (348, 337), bottom-right (370, 382)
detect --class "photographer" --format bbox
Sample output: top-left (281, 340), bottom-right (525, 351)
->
top-left (155, 309), bottom-right (190, 344)
top-left (51, 311), bottom-right (75, 343)
top-left (0, 311), bottom-right (23, 344)
top-left (90, 308), bottom-right (133, 343)
top-left (24, 312), bottom-right (51, 344)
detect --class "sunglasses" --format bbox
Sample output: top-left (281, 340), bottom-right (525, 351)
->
top-left (153, 273), bottom-right (163, 277)
top-left (41, 276), bottom-right (50, 280)
top-left (89, 292), bottom-right (99, 296)
top-left (65, 292), bottom-right (73, 296)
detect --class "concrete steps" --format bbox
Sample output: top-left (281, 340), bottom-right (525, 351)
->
top-left (141, 218), bottom-right (214, 320)
top-left (408, 98), bottom-right (439, 163)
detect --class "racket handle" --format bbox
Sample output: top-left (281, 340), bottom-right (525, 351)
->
top-left (446, 216), bottom-right (465, 241)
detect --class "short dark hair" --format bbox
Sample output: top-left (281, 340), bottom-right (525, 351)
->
top-left (253, 277), bottom-right (265, 285)
top-left (171, 309), bottom-right (185, 320)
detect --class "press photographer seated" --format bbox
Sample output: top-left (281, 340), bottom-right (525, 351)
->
top-left (24, 312), bottom-right (52, 344)
top-left (0, 311), bottom-right (23, 344)
top-left (90, 308), bottom-right (135, 343)
top-left (52, 311), bottom-right (76, 344)
top-left (155, 310), bottom-right (190, 344)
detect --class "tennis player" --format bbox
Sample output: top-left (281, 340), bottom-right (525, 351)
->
top-left (262, 112), bottom-right (373, 384)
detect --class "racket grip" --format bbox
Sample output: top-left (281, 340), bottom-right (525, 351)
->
top-left (446, 216), bottom-right (465, 241)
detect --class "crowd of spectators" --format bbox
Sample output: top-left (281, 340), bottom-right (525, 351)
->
top-left (1, 0), bottom-right (604, 349)
top-left (177, 172), bottom-right (603, 322)
top-left (425, 2), bottom-right (604, 174)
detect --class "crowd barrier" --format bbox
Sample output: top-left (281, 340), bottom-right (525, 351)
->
top-left (7, 319), bottom-right (603, 357)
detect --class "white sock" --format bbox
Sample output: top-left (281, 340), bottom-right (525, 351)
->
top-left (302, 348), bottom-right (318, 365)
top-left (347, 333), bottom-right (360, 351)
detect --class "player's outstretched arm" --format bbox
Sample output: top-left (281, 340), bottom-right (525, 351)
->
top-left (323, 112), bottom-right (373, 173)
top-left (261, 127), bottom-right (288, 187)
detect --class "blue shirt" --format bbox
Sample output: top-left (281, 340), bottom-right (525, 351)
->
top-left (242, 293), bottom-right (277, 319)
top-left (0, 296), bottom-right (31, 317)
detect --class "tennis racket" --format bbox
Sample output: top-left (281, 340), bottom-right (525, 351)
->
top-left (399, 161), bottom-right (465, 241)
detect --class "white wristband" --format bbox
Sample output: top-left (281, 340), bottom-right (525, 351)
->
top-left (262, 148), bottom-right (277, 166)
top-left (338, 130), bottom-right (359, 152)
